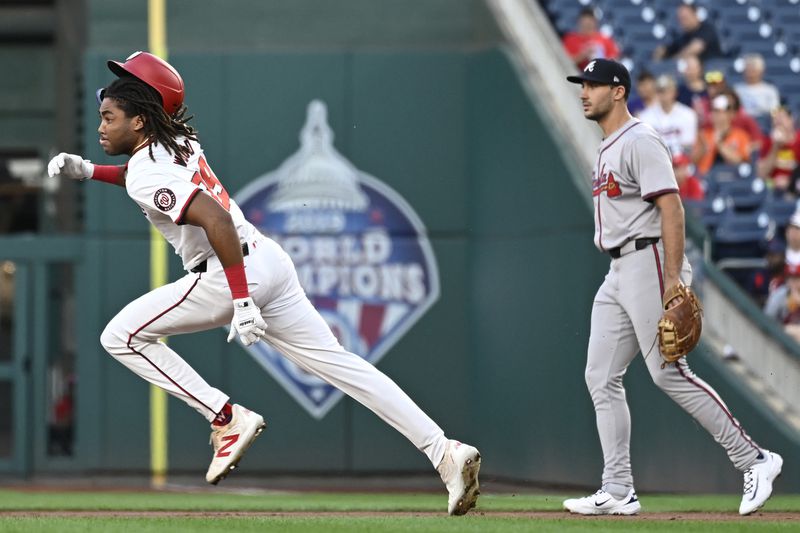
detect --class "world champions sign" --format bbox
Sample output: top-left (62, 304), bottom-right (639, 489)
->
top-left (234, 100), bottom-right (440, 419)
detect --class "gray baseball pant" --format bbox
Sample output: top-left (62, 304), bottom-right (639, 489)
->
top-left (585, 242), bottom-right (762, 490)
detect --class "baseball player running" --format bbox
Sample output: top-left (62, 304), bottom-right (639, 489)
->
top-left (562, 59), bottom-right (782, 516)
top-left (47, 51), bottom-right (480, 516)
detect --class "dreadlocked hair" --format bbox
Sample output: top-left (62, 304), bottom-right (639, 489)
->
top-left (102, 76), bottom-right (198, 162)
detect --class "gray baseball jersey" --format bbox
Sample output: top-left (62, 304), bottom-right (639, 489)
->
top-left (583, 117), bottom-right (763, 495)
top-left (591, 119), bottom-right (677, 251)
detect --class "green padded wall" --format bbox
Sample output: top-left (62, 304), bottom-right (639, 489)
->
top-left (69, 2), bottom-right (798, 491)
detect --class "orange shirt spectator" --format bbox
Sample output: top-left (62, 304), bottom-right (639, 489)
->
top-left (697, 74), bottom-right (764, 151)
top-left (562, 8), bottom-right (620, 70)
top-left (694, 95), bottom-right (752, 176)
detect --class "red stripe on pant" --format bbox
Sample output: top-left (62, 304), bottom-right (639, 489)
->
top-left (652, 243), bottom-right (664, 297)
top-left (652, 245), bottom-right (760, 456)
top-left (125, 274), bottom-right (218, 415)
top-left (675, 361), bottom-right (762, 455)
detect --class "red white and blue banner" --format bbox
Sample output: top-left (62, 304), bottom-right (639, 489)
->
top-left (234, 100), bottom-right (440, 419)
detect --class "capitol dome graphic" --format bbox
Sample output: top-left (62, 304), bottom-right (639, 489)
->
top-left (234, 100), bottom-right (440, 418)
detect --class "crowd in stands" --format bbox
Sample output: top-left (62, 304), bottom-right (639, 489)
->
top-left (553, 1), bottom-right (800, 336)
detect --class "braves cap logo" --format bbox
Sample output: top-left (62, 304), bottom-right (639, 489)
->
top-left (585, 60), bottom-right (596, 72)
top-left (154, 188), bottom-right (176, 211)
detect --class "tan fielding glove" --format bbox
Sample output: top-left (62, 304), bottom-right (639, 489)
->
top-left (657, 283), bottom-right (703, 365)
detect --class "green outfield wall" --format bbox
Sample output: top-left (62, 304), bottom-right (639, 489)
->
top-left (0, 0), bottom-right (795, 494)
top-left (69, 47), bottom-right (799, 492)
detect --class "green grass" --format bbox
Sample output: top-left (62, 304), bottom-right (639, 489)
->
top-left (1, 517), bottom-right (799, 533)
top-left (0, 490), bottom-right (798, 532)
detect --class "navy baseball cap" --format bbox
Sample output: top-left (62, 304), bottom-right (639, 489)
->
top-left (567, 58), bottom-right (631, 95)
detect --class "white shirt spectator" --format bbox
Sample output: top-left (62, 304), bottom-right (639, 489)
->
top-left (734, 81), bottom-right (780, 119)
top-left (638, 101), bottom-right (698, 156)
top-left (786, 248), bottom-right (800, 267)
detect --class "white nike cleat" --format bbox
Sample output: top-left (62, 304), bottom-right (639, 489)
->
top-left (205, 404), bottom-right (266, 485)
top-left (436, 440), bottom-right (482, 516)
top-left (563, 489), bottom-right (641, 515)
top-left (740, 451), bottom-right (783, 515)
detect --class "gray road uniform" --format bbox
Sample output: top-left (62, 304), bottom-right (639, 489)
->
top-left (586, 118), bottom-right (762, 490)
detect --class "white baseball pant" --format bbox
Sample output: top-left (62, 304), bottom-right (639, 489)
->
top-left (100, 234), bottom-right (448, 467)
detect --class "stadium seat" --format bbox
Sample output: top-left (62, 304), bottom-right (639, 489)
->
top-left (716, 178), bottom-right (768, 212)
top-left (763, 196), bottom-right (799, 228)
top-left (766, 6), bottom-right (800, 28)
top-left (647, 58), bottom-right (680, 75)
top-left (602, 0), bottom-right (641, 8)
top-left (712, 210), bottom-right (774, 260)
top-left (697, 195), bottom-right (731, 232)
top-left (764, 56), bottom-right (792, 75)
top-left (717, 13), bottom-right (751, 29)
top-left (704, 58), bottom-right (734, 75)
top-left (704, 163), bottom-right (749, 184)
top-left (725, 23), bottom-right (767, 43)
top-left (739, 40), bottom-right (780, 57)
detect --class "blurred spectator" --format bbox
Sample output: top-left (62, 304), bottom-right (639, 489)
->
top-left (696, 73), bottom-right (764, 147)
top-left (693, 94), bottom-right (752, 176)
top-left (694, 70), bottom-right (728, 127)
top-left (784, 211), bottom-right (800, 268)
top-left (694, 70), bottom-right (727, 120)
top-left (763, 238), bottom-right (788, 302)
top-left (652, 4), bottom-right (723, 62)
top-left (562, 8), bottom-right (620, 70)
top-left (726, 89), bottom-right (764, 154)
top-left (734, 54), bottom-right (780, 123)
top-left (629, 70), bottom-right (656, 117)
top-left (677, 56), bottom-right (708, 113)
top-left (47, 376), bottom-right (74, 456)
top-left (763, 263), bottom-right (800, 342)
top-left (758, 106), bottom-right (800, 194)
top-left (762, 211), bottom-right (800, 304)
top-left (639, 74), bottom-right (698, 156)
top-left (704, 70), bottom-right (727, 97)
top-left (673, 153), bottom-right (704, 200)
top-left (768, 211), bottom-right (800, 274)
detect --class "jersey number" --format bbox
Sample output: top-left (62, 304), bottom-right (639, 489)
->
top-left (191, 156), bottom-right (230, 210)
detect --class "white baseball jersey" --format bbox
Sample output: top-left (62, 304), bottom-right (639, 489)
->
top-left (638, 101), bottom-right (698, 156)
top-left (101, 134), bottom-right (452, 474)
top-left (591, 119), bottom-right (678, 252)
top-left (125, 136), bottom-right (258, 271)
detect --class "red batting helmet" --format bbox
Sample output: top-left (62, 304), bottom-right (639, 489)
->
top-left (107, 51), bottom-right (184, 115)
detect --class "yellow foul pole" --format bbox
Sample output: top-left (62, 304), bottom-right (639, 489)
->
top-left (148, 0), bottom-right (169, 489)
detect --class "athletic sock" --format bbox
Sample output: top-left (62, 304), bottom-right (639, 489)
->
top-left (603, 482), bottom-right (631, 500)
top-left (212, 403), bottom-right (233, 427)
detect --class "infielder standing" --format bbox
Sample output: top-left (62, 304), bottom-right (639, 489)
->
top-left (563, 59), bottom-right (782, 516)
top-left (47, 52), bottom-right (480, 516)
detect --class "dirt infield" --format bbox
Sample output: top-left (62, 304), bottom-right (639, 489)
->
top-left (2, 510), bottom-right (798, 521)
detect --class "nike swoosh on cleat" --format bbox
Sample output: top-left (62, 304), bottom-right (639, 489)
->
top-left (595, 498), bottom-right (611, 506)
